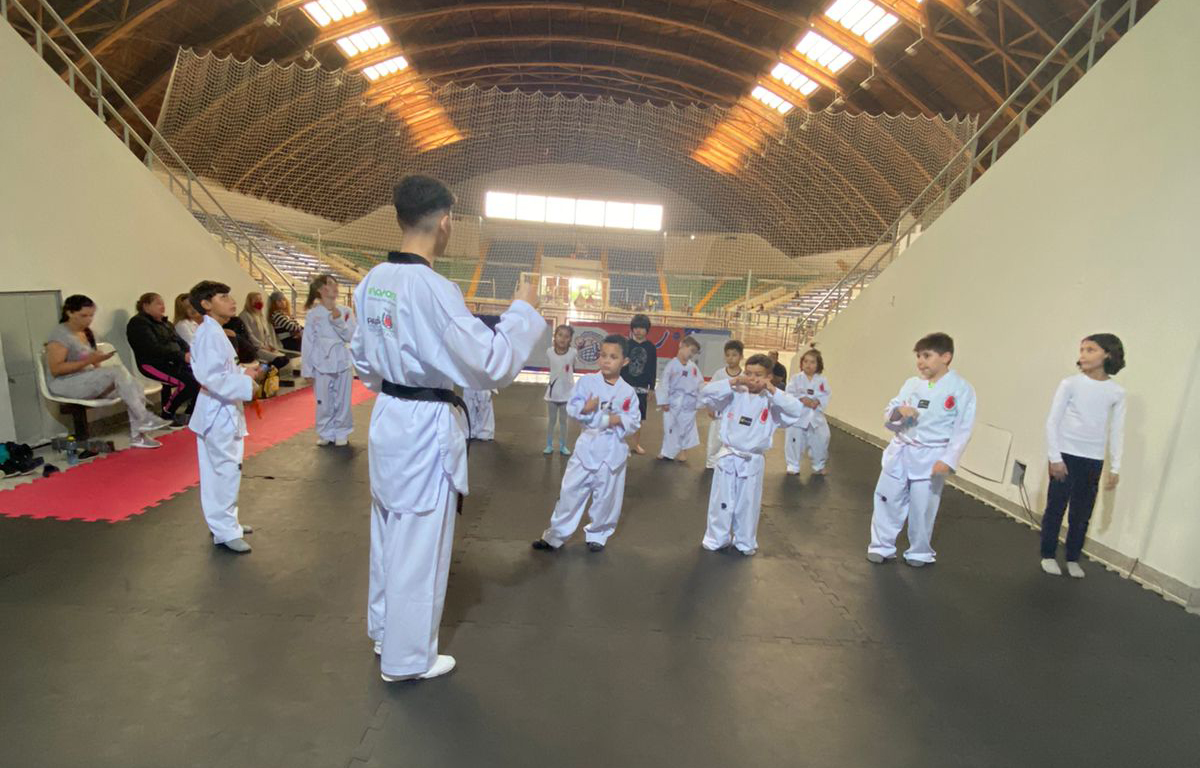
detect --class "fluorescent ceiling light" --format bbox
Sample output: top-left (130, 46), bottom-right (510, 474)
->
top-left (769, 62), bottom-right (819, 96)
top-left (795, 30), bottom-right (855, 73)
top-left (362, 55), bottom-right (408, 81)
top-left (485, 191), bottom-right (517, 219)
top-left (336, 25), bottom-right (390, 57)
top-left (751, 85), bottom-right (795, 115)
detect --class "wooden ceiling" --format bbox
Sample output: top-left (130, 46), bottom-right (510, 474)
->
top-left (8, 0), bottom-right (1153, 129)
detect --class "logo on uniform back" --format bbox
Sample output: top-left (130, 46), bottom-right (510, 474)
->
top-left (944, 395), bottom-right (956, 409)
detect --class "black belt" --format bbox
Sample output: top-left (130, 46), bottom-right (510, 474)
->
top-left (380, 380), bottom-right (470, 514)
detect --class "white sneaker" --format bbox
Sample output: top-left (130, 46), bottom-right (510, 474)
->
top-left (373, 641), bottom-right (382, 656)
top-left (381, 654), bottom-right (456, 682)
top-left (220, 538), bottom-right (251, 553)
top-left (1040, 558), bottom-right (1062, 576)
top-left (1066, 561), bottom-right (1085, 579)
top-left (141, 415), bottom-right (173, 431)
top-left (334, 437), bottom-right (348, 446)
top-left (316, 438), bottom-right (330, 446)
top-left (866, 552), bottom-right (888, 564)
top-left (786, 466), bottom-right (800, 475)
top-left (129, 434), bottom-right (162, 449)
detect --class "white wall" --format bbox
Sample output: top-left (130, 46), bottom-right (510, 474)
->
top-left (0, 22), bottom-right (260, 436)
top-left (814, 0), bottom-right (1200, 605)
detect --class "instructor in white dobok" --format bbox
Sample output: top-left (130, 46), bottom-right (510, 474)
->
top-left (351, 175), bottom-right (544, 682)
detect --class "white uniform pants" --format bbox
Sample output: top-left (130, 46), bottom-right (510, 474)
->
top-left (660, 405), bottom-right (699, 459)
top-left (868, 471), bottom-right (946, 563)
top-left (368, 482), bottom-right (457, 677)
top-left (313, 369), bottom-right (354, 442)
top-left (785, 422), bottom-right (830, 472)
top-left (705, 415), bottom-right (722, 469)
top-left (465, 391), bottom-right (495, 440)
top-left (703, 463), bottom-right (765, 554)
top-left (543, 458), bottom-right (627, 547)
top-left (196, 416), bottom-right (246, 545)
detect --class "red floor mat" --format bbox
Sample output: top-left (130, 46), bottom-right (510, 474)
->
top-left (0, 382), bottom-right (374, 523)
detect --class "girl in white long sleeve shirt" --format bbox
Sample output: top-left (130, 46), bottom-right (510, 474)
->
top-left (867, 335), bottom-right (976, 567)
top-left (1039, 334), bottom-right (1127, 578)
top-left (302, 275), bottom-right (357, 446)
top-left (533, 336), bottom-right (641, 552)
top-left (785, 348), bottom-right (831, 475)
top-left (544, 324), bottom-right (577, 455)
top-left (700, 354), bottom-right (805, 555)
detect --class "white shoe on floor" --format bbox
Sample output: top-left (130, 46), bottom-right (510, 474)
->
top-left (786, 466), bottom-right (800, 475)
top-left (381, 654), bottom-right (456, 682)
top-left (866, 552), bottom-right (888, 564)
top-left (316, 438), bottom-right (330, 446)
top-left (1040, 558), bottom-right (1062, 576)
top-left (141, 415), bottom-right (173, 431)
top-left (220, 538), bottom-right (251, 553)
top-left (334, 438), bottom-right (348, 446)
top-left (373, 641), bottom-right (382, 656)
top-left (1066, 561), bottom-right (1085, 579)
top-left (129, 434), bottom-right (162, 449)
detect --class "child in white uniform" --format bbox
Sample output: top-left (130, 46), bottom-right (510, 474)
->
top-left (706, 339), bottom-right (744, 469)
top-left (533, 335), bottom-right (640, 552)
top-left (544, 324), bottom-right (577, 455)
top-left (785, 347), bottom-right (832, 475)
top-left (463, 387), bottom-right (496, 440)
top-left (700, 353), bottom-right (805, 555)
top-left (301, 274), bottom-right (356, 446)
top-left (659, 336), bottom-right (702, 461)
top-left (187, 280), bottom-right (266, 554)
top-left (1039, 334), bottom-right (1127, 579)
top-left (867, 332), bottom-right (976, 567)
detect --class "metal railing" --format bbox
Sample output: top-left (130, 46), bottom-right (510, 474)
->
top-left (1, 0), bottom-right (298, 305)
top-left (796, 0), bottom-right (1143, 343)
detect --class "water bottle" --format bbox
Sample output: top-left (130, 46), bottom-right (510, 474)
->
top-left (65, 436), bottom-right (78, 466)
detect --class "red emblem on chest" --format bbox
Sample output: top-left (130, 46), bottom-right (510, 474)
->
top-left (760, 407), bottom-right (769, 423)
top-left (944, 395), bottom-right (956, 409)
top-left (622, 397), bottom-right (631, 412)
top-left (819, 383), bottom-right (826, 392)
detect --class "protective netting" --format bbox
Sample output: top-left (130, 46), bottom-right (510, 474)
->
top-left (153, 49), bottom-right (976, 335)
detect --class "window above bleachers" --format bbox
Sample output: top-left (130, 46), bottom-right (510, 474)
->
top-left (485, 191), bottom-right (663, 232)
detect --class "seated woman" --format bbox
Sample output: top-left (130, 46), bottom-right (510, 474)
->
top-left (173, 292), bottom-right (201, 345)
top-left (268, 291), bottom-right (303, 354)
top-left (45, 294), bottom-right (172, 449)
top-left (126, 292), bottom-right (200, 425)
top-left (240, 291), bottom-right (296, 369)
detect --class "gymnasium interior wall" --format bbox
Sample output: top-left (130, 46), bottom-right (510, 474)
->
top-left (814, 0), bottom-right (1200, 609)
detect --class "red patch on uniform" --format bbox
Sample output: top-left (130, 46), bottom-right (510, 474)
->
top-left (819, 383), bottom-right (826, 392)
top-left (622, 397), bottom-right (631, 412)
top-left (760, 407), bottom-right (769, 423)
top-left (944, 395), bottom-right (956, 409)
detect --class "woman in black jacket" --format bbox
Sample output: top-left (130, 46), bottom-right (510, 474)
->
top-left (126, 292), bottom-right (200, 424)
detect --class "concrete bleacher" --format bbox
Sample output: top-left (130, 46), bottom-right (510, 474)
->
top-left (191, 212), bottom-right (335, 287)
top-left (607, 248), bottom-right (658, 307)
top-left (478, 240), bottom-right (537, 299)
top-left (666, 276), bottom-right (715, 312)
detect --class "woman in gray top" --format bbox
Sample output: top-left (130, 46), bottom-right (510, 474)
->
top-left (45, 294), bottom-right (172, 449)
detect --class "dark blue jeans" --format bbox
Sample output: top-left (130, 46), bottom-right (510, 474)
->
top-left (1040, 453), bottom-right (1104, 561)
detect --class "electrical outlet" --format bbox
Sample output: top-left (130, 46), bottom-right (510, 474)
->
top-left (1011, 460), bottom-right (1027, 486)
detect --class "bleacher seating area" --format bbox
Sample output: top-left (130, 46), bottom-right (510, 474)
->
top-left (477, 240), bottom-right (537, 299)
top-left (192, 212), bottom-right (337, 286)
top-left (607, 248), bottom-right (658, 309)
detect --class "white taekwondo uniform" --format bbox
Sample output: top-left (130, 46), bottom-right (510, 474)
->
top-left (189, 315), bottom-right (255, 545)
top-left (785, 372), bottom-right (832, 473)
top-left (351, 252), bottom-right (544, 678)
top-left (705, 365), bottom-right (739, 469)
top-left (301, 303), bottom-right (356, 443)
top-left (867, 370), bottom-right (976, 564)
top-left (463, 387), bottom-right (497, 440)
top-left (659, 357), bottom-right (702, 459)
top-left (541, 373), bottom-right (641, 547)
top-left (700, 379), bottom-right (804, 554)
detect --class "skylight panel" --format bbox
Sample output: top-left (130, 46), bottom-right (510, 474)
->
top-left (362, 55), bottom-right (409, 81)
top-left (751, 85), bottom-right (795, 115)
top-left (336, 25), bottom-right (390, 57)
top-left (795, 30), bottom-right (855, 73)
top-left (302, 0), bottom-right (368, 28)
top-left (770, 62), bottom-right (819, 96)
